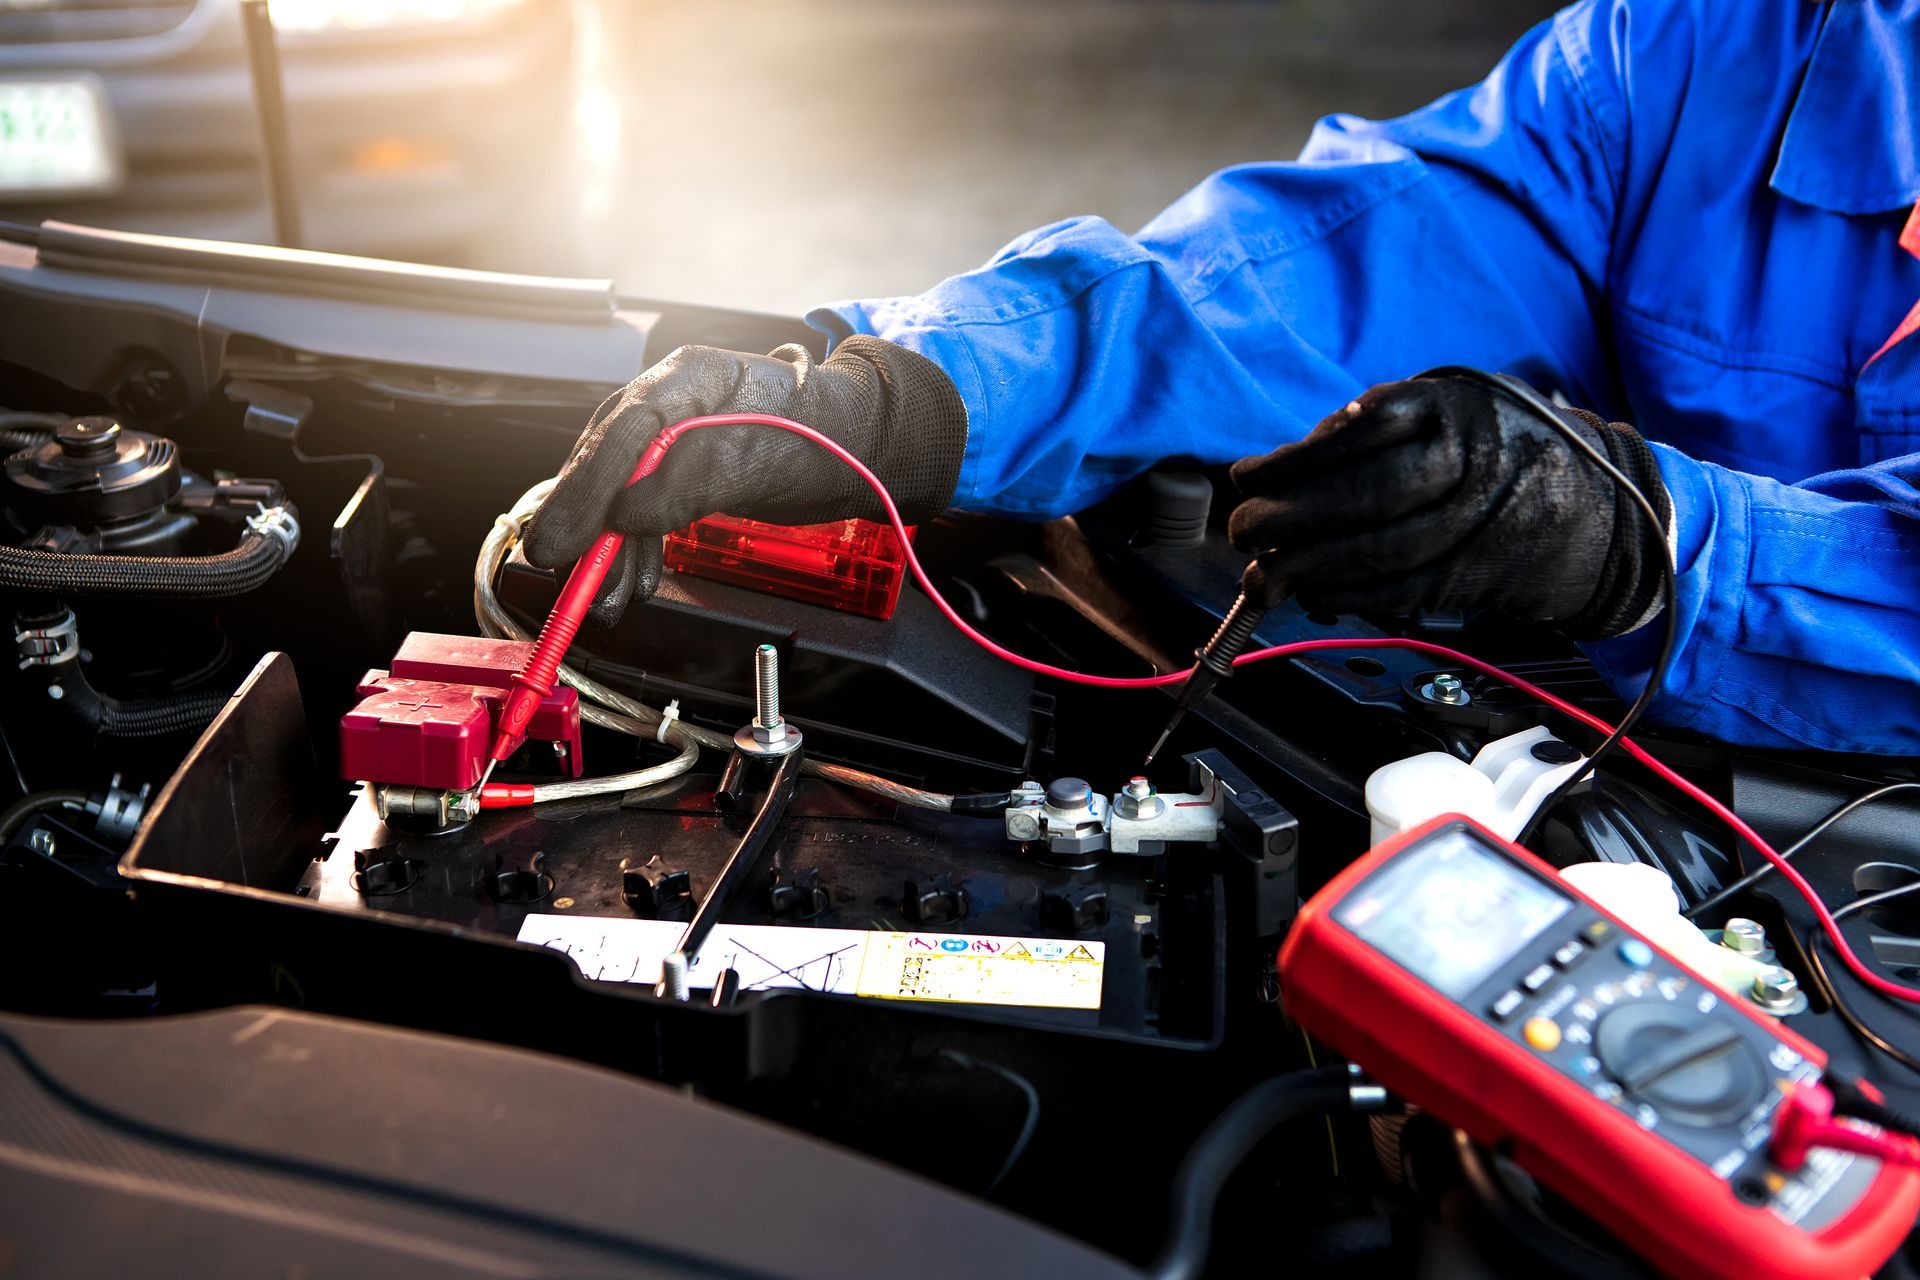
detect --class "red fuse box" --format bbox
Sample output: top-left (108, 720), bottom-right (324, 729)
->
top-left (339, 633), bottom-right (583, 790)
top-left (663, 514), bottom-right (912, 620)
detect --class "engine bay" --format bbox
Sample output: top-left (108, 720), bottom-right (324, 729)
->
top-left (3, 225), bottom-right (1920, 1279)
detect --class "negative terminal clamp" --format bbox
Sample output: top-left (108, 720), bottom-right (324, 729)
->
top-left (1005, 778), bottom-right (1107, 858)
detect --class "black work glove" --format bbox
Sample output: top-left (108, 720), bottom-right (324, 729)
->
top-left (524, 337), bottom-right (968, 625)
top-left (1226, 374), bottom-right (1672, 639)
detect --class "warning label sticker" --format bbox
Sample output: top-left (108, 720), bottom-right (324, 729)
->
top-left (856, 932), bottom-right (1105, 1009)
top-left (516, 917), bottom-right (1105, 1011)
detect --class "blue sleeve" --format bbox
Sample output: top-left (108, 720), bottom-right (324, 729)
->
top-left (1584, 449), bottom-right (1920, 754)
top-left (808, 0), bottom-right (1631, 518)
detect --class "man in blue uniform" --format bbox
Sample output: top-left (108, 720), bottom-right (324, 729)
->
top-left (528, 0), bottom-right (1920, 755)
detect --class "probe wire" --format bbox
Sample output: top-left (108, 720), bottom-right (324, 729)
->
top-left (1684, 782), bottom-right (1920, 922)
top-left (629, 412), bottom-right (1920, 1008)
top-left (1418, 367), bottom-right (1679, 846)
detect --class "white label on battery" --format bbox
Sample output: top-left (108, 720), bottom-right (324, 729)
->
top-left (856, 933), bottom-right (1105, 1009)
top-left (515, 915), bottom-right (1104, 1009)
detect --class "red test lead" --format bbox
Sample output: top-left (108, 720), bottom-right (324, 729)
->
top-left (1773, 1081), bottom-right (1920, 1174)
top-left (488, 439), bottom-right (676, 767)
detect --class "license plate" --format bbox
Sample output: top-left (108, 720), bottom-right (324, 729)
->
top-left (0, 76), bottom-right (122, 200)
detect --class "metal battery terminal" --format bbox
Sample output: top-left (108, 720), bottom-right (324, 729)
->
top-left (1107, 769), bottom-right (1225, 856)
top-left (1005, 777), bottom-right (1108, 857)
top-left (373, 782), bottom-right (480, 829)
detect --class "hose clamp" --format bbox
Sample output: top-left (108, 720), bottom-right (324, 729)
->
top-left (245, 502), bottom-right (301, 557)
top-left (15, 610), bottom-right (79, 670)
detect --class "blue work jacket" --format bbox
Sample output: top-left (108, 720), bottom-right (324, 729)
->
top-left (810, 0), bottom-right (1920, 755)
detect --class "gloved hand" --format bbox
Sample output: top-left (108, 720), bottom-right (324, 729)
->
top-left (1226, 374), bottom-right (1672, 639)
top-left (524, 337), bottom-right (968, 625)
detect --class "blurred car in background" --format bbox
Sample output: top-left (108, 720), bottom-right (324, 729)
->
top-left (0, 0), bottom-right (589, 272)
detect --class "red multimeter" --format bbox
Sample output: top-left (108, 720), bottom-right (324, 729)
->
top-left (1279, 814), bottom-right (1920, 1280)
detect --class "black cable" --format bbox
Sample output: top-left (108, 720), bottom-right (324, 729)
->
top-left (1833, 874), bottom-right (1920, 924)
top-left (0, 529), bottom-right (295, 598)
top-left (1684, 782), bottom-right (1920, 921)
top-left (0, 719), bottom-right (28, 801)
top-left (1826, 1075), bottom-right (1920, 1138)
top-left (1145, 1065), bottom-right (1349, 1280)
top-left (1804, 930), bottom-right (1920, 1079)
top-left (937, 1050), bottom-right (1039, 1194)
top-left (1413, 368), bottom-right (1678, 847)
top-left (948, 791), bottom-right (1014, 817)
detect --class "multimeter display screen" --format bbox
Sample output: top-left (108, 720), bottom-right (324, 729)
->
top-left (1336, 828), bottom-right (1571, 999)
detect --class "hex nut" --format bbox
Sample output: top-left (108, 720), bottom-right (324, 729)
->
top-left (1721, 918), bottom-right (1767, 956)
top-left (1750, 965), bottom-right (1800, 1010)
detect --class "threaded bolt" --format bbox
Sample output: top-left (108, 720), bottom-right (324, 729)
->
top-left (661, 951), bottom-right (690, 1001)
top-left (737, 642), bottom-right (800, 755)
top-left (1431, 673), bottom-right (1467, 704)
top-left (754, 644), bottom-right (782, 731)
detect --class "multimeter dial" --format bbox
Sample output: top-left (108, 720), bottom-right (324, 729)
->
top-left (1594, 1000), bottom-right (1769, 1127)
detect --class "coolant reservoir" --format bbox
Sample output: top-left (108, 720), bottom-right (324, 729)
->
top-left (1365, 726), bottom-right (1587, 844)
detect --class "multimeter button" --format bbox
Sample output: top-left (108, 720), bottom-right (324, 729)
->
top-left (1490, 990), bottom-right (1526, 1021)
top-left (1523, 1017), bottom-right (1562, 1052)
top-left (1617, 939), bottom-right (1654, 968)
top-left (1581, 920), bottom-right (1614, 946)
top-left (1594, 1003), bottom-right (1767, 1126)
top-left (1520, 963), bottom-right (1556, 993)
top-left (1552, 940), bottom-right (1586, 969)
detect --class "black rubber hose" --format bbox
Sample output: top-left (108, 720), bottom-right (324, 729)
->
top-left (96, 686), bottom-right (230, 738)
top-left (0, 528), bottom-right (292, 599)
top-left (1146, 1065), bottom-right (1350, 1280)
top-left (0, 412), bottom-right (64, 453)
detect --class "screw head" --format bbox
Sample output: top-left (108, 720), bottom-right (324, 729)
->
top-left (26, 828), bottom-right (55, 856)
top-left (1722, 918), bottom-right (1767, 955)
top-left (1125, 776), bottom-right (1153, 800)
top-left (1751, 965), bottom-right (1799, 1009)
top-left (46, 684), bottom-right (63, 700)
top-left (1430, 673), bottom-right (1467, 704)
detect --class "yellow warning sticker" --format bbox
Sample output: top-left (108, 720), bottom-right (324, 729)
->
top-left (855, 932), bottom-right (1105, 1009)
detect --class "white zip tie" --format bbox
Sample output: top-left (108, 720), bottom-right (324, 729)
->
top-left (656, 699), bottom-right (681, 744)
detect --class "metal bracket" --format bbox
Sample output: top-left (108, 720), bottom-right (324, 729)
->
top-left (15, 609), bottom-right (79, 670)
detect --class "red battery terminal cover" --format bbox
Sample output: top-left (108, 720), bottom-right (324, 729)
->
top-left (663, 514), bottom-right (912, 620)
top-left (339, 632), bottom-right (583, 791)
